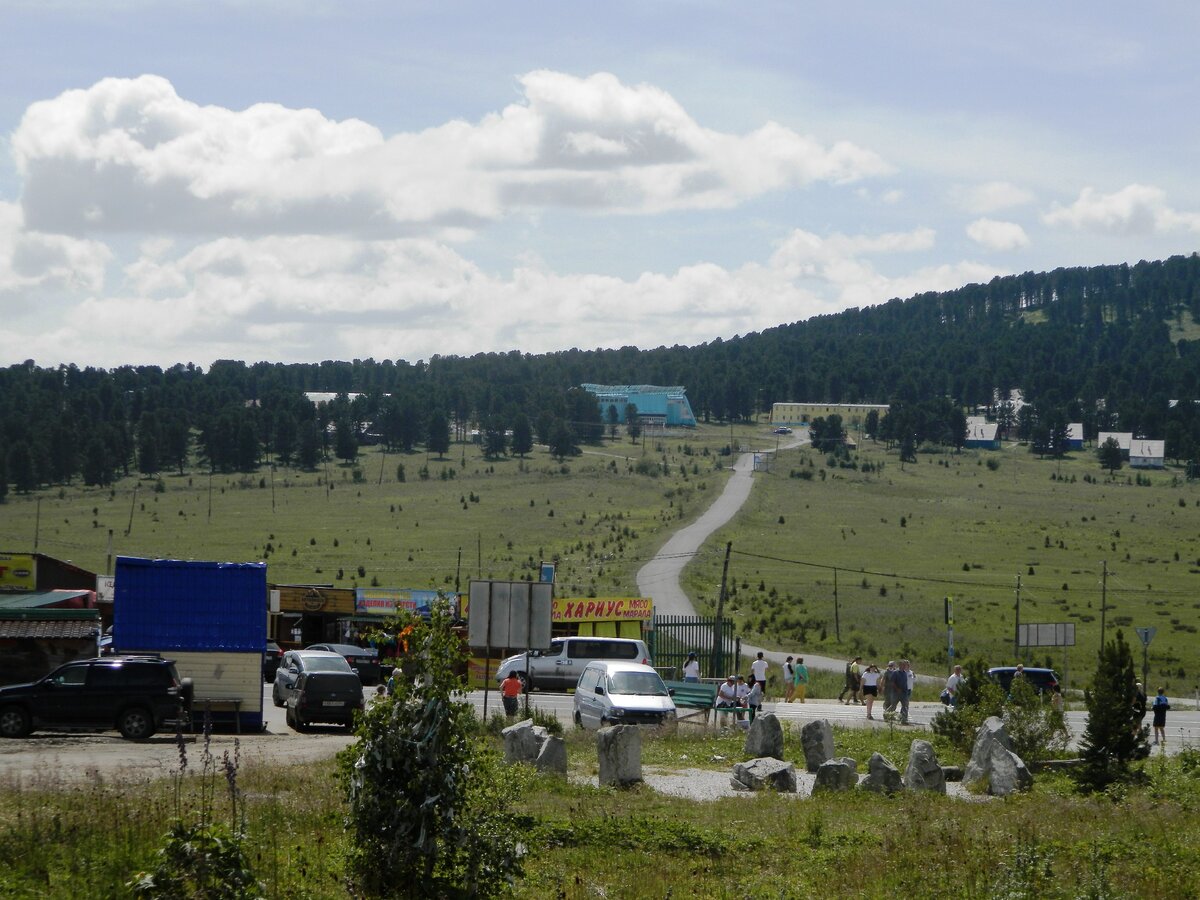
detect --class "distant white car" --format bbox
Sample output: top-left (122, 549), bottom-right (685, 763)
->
top-left (773, 426), bottom-right (793, 435)
top-left (572, 661), bottom-right (676, 730)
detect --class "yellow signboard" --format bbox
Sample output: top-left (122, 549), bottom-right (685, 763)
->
top-left (553, 597), bottom-right (653, 623)
top-left (0, 553), bottom-right (37, 591)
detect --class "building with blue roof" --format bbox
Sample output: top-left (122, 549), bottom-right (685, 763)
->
top-left (581, 384), bottom-right (697, 427)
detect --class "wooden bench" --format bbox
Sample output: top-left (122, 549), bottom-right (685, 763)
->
top-left (192, 699), bottom-right (244, 734)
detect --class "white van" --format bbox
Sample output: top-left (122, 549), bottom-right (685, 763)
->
top-left (494, 636), bottom-right (651, 692)
top-left (573, 661), bottom-right (677, 730)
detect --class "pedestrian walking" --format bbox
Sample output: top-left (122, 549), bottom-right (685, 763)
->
top-left (501, 670), bottom-right (522, 717)
top-left (1133, 682), bottom-right (1147, 735)
top-left (1152, 687), bottom-right (1170, 747)
top-left (861, 664), bottom-right (881, 719)
top-left (783, 656), bottom-right (795, 702)
top-left (882, 660), bottom-right (899, 718)
top-left (943, 665), bottom-right (964, 707)
top-left (682, 652), bottom-right (701, 683)
top-left (900, 659), bottom-right (915, 725)
top-left (750, 651), bottom-right (769, 701)
top-left (839, 657), bottom-right (862, 704)
top-left (793, 657), bottom-right (809, 703)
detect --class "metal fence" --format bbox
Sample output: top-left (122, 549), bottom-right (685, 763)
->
top-left (648, 614), bottom-right (740, 681)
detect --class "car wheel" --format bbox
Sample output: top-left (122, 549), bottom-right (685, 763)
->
top-left (573, 710), bottom-right (582, 728)
top-left (117, 707), bottom-right (155, 741)
top-left (0, 706), bottom-right (32, 739)
top-left (272, 686), bottom-right (284, 708)
top-left (286, 704), bottom-right (307, 733)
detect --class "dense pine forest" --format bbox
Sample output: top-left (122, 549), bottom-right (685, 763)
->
top-left (4, 253), bottom-right (1200, 495)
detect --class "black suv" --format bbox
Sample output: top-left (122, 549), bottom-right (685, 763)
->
top-left (0, 656), bottom-right (193, 740)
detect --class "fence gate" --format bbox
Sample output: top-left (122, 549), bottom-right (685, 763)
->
top-left (648, 614), bottom-right (739, 681)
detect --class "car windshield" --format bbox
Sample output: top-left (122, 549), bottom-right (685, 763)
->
top-left (304, 656), bottom-right (351, 672)
top-left (608, 672), bottom-right (668, 696)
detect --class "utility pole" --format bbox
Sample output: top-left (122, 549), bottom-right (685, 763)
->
top-left (833, 567), bottom-right (840, 642)
top-left (455, 547), bottom-right (462, 594)
top-left (711, 541), bottom-right (732, 676)
top-left (1014, 574), bottom-right (1021, 661)
top-left (945, 596), bottom-right (955, 669)
top-left (33, 497), bottom-right (41, 551)
top-left (1099, 560), bottom-right (1108, 658)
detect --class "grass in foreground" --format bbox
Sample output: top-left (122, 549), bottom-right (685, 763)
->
top-left (2, 728), bottom-right (1198, 898)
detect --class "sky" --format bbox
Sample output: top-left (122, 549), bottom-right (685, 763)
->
top-left (2, 1), bottom-right (1198, 370)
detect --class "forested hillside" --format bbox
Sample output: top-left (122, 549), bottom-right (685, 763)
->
top-left (4, 253), bottom-right (1200, 493)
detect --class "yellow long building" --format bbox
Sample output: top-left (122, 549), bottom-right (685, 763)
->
top-left (770, 402), bottom-right (889, 429)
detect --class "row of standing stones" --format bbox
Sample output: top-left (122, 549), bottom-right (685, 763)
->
top-left (501, 713), bottom-right (1034, 797)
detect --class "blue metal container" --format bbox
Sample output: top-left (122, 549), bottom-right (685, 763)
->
top-left (114, 557), bottom-right (266, 651)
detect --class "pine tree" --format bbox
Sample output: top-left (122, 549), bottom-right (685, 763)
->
top-left (1076, 629), bottom-right (1147, 791)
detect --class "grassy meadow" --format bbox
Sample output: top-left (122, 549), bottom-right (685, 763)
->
top-left (2, 724), bottom-right (1199, 898)
top-left (682, 439), bottom-right (1200, 691)
top-left (0, 425), bottom-right (750, 599)
top-left (4, 426), bottom-right (1200, 691)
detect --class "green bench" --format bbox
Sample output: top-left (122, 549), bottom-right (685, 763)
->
top-left (664, 680), bottom-right (718, 725)
top-left (665, 681), bottom-right (752, 727)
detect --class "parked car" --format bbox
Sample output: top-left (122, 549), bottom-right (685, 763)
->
top-left (305, 643), bottom-right (382, 685)
top-left (263, 641), bottom-right (282, 682)
top-left (986, 666), bottom-right (1060, 695)
top-left (573, 661), bottom-right (676, 729)
top-left (272, 649), bottom-right (363, 731)
top-left (0, 655), bottom-right (192, 740)
top-left (773, 426), bottom-right (793, 435)
top-left (495, 636), bottom-right (652, 692)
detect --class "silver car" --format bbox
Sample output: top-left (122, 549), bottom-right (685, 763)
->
top-left (573, 661), bottom-right (676, 730)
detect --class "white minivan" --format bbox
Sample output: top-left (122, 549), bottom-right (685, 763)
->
top-left (494, 636), bottom-right (651, 692)
top-left (572, 661), bottom-right (677, 730)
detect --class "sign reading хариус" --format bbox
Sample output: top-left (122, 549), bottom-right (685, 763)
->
top-left (553, 597), bottom-right (653, 623)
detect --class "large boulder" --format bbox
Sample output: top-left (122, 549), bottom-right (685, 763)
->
top-left (903, 740), bottom-right (946, 793)
top-left (860, 752), bottom-right (903, 795)
top-left (597, 724), bottom-right (642, 787)
top-left (502, 719), bottom-right (547, 764)
top-left (813, 757), bottom-right (858, 793)
top-left (963, 717), bottom-right (1033, 796)
top-left (743, 713), bottom-right (785, 760)
top-left (800, 719), bottom-right (835, 773)
top-left (731, 757), bottom-right (798, 792)
top-left (534, 735), bottom-right (568, 775)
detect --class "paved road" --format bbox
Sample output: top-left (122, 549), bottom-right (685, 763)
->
top-left (635, 431), bottom-right (867, 679)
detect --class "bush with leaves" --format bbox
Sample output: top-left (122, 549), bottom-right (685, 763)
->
top-left (931, 658), bottom-right (1068, 760)
top-left (341, 606), bottom-right (523, 898)
top-left (1075, 629), bottom-right (1148, 792)
top-left (1002, 676), bottom-right (1071, 760)
top-left (931, 658), bottom-right (1004, 751)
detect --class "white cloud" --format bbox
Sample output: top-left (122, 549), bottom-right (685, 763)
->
top-left (966, 218), bottom-right (1030, 251)
top-left (1043, 184), bottom-right (1200, 235)
top-left (0, 201), bottom-right (110, 295)
top-left (12, 71), bottom-right (890, 237)
top-left (0, 222), bottom-right (1000, 367)
top-left (955, 180), bottom-right (1036, 214)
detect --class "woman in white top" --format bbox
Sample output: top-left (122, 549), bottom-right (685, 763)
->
top-left (860, 664), bottom-right (881, 720)
top-left (682, 652), bottom-right (701, 683)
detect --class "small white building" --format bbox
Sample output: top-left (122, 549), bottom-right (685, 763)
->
top-left (1066, 423), bottom-right (1084, 450)
top-left (1097, 432), bottom-right (1132, 457)
top-left (1129, 439), bottom-right (1165, 469)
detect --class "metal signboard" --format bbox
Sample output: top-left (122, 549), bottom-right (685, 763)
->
top-left (1135, 626), bottom-right (1156, 647)
top-left (467, 580), bottom-right (553, 651)
top-left (1017, 622), bottom-right (1076, 648)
